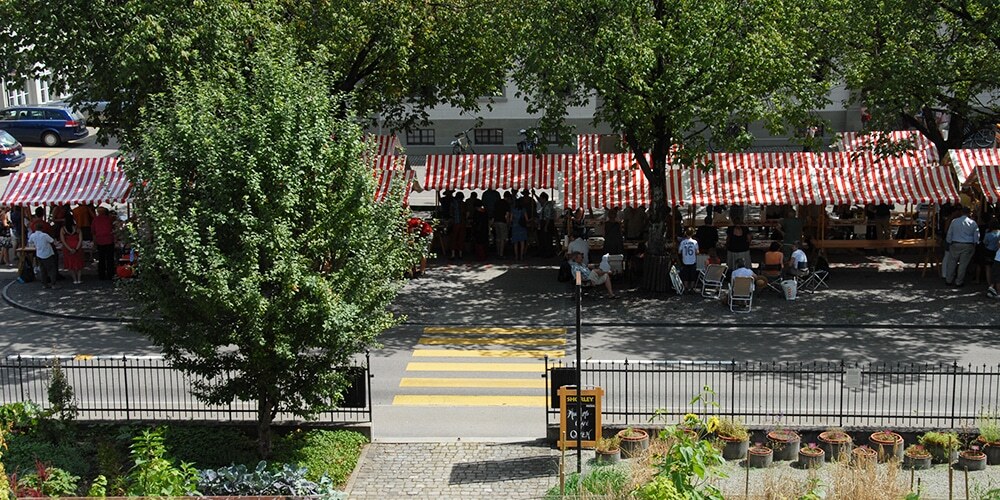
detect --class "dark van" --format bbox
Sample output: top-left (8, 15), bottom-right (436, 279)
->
top-left (0, 106), bottom-right (89, 146)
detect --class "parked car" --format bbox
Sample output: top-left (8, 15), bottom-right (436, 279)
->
top-left (0, 106), bottom-right (89, 146)
top-left (0, 130), bottom-right (26, 168)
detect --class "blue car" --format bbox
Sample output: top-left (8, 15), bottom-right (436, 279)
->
top-left (0, 106), bottom-right (89, 147)
top-left (0, 130), bottom-right (26, 168)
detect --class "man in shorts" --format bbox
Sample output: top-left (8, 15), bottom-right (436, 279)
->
top-left (678, 227), bottom-right (699, 293)
top-left (568, 251), bottom-right (619, 299)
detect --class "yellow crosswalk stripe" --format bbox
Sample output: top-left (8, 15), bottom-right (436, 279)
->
top-left (419, 337), bottom-right (566, 346)
top-left (392, 395), bottom-right (547, 406)
top-left (399, 377), bottom-right (546, 389)
top-left (423, 327), bottom-right (566, 335)
top-left (412, 349), bottom-right (563, 358)
top-left (406, 362), bottom-right (544, 373)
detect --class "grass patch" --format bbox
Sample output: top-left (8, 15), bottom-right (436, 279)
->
top-left (272, 429), bottom-right (368, 488)
top-left (544, 466), bottom-right (632, 499)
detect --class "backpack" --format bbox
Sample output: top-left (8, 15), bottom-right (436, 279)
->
top-left (557, 262), bottom-right (572, 282)
top-left (17, 263), bottom-right (34, 283)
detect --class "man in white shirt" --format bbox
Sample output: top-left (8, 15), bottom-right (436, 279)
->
top-left (945, 206), bottom-right (979, 287)
top-left (678, 228), bottom-right (699, 292)
top-left (730, 258), bottom-right (765, 290)
top-left (567, 230), bottom-right (590, 265)
top-left (784, 241), bottom-right (809, 278)
top-left (28, 229), bottom-right (58, 288)
top-left (568, 251), bottom-right (618, 299)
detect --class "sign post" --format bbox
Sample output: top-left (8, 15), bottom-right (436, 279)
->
top-left (558, 385), bottom-right (604, 452)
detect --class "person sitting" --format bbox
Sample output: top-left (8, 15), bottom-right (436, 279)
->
top-left (783, 240), bottom-right (809, 278)
top-left (568, 251), bottom-right (619, 299)
top-left (731, 258), bottom-right (765, 289)
top-left (763, 241), bottom-right (783, 278)
top-left (567, 229), bottom-right (590, 265)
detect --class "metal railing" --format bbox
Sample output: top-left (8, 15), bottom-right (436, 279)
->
top-left (545, 358), bottom-right (1000, 430)
top-left (0, 353), bottom-right (372, 423)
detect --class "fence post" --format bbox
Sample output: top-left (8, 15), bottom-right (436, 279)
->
top-left (16, 355), bottom-right (25, 403)
top-left (950, 361), bottom-right (958, 430)
top-left (543, 356), bottom-right (548, 430)
top-left (730, 359), bottom-right (736, 419)
top-left (366, 350), bottom-right (373, 423)
top-left (839, 360), bottom-right (845, 428)
top-left (122, 356), bottom-right (130, 421)
top-left (624, 358), bottom-right (629, 426)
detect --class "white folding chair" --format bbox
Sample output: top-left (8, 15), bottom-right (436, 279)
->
top-left (607, 254), bottom-right (625, 276)
top-left (701, 264), bottom-right (728, 299)
top-left (670, 265), bottom-right (685, 295)
top-left (729, 276), bottom-right (754, 313)
top-left (800, 268), bottom-right (829, 292)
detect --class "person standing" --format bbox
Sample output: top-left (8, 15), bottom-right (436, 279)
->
top-left (449, 192), bottom-right (467, 260)
top-left (535, 191), bottom-right (556, 258)
top-left (60, 216), bottom-right (85, 284)
top-left (92, 207), bottom-right (116, 280)
top-left (678, 228), bottom-right (699, 293)
top-left (493, 193), bottom-right (511, 258)
top-left (28, 227), bottom-right (58, 289)
top-left (72, 203), bottom-right (96, 241)
top-left (725, 220), bottom-right (752, 270)
top-left (602, 207), bottom-right (624, 256)
top-left (779, 209), bottom-right (803, 256)
top-left (982, 219), bottom-right (1000, 286)
top-left (946, 206), bottom-right (979, 287)
top-left (511, 198), bottom-right (529, 261)
top-left (0, 208), bottom-right (11, 267)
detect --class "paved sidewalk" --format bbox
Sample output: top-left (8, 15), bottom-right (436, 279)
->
top-left (346, 441), bottom-right (579, 499)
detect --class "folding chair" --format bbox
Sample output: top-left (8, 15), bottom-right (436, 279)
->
top-left (729, 276), bottom-right (754, 313)
top-left (669, 265), bottom-right (685, 295)
top-left (800, 268), bottom-right (829, 292)
top-left (760, 263), bottom-right (784, 295)
top-left (701, 264), bottom-right (727, 299)
top-left (607, 254), bottom-right (625, 277)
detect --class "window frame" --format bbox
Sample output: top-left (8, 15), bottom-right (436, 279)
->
top-left (406, 128), bottom-right (436, 146)
top-left (474, 128), bottom-right (504, 145)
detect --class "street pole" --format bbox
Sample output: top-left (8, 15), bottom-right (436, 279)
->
top-left (575, 270), bottom-right (583, 474)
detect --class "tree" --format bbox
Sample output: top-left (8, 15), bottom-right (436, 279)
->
top-left (0, 0), bottom-right (514, 144)
top-left (124, 36), bottom-right (417, 457)
top-left (512, 0), bottom-right (835, 289)
top-left (838, 0), bottom-right (1000, 160)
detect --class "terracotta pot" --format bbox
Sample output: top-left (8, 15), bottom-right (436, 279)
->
top-left (818, 431), bottom-right (853, 462)
top-left (767, 430), bottom-right (800, 462)
top-left (595, 448), bottom-right (621, 464)
top-left (718, 435), bottom-right (749, 460)
top-left (748, 447), bottom-right (773, 468)
top-left (852, 446), bottom-right (878, 467)
top-left (869, 432), bottom-right (904, 462)
top-left (957, 450), bottom-right (987, 471)
top-left (681, 429), bottom-right (699, 441)
top-left (798, 448), bottom-right (825, 469)
top-left (977, 436), bottom-right (1000, 465)
top-left (617, 428), bottom-right (649, 458)
top-left (903, 453), bottom-right (932, 470)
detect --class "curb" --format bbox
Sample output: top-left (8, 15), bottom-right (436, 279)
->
top-left (1, 279), bottom-right (127, 323)
top-left (402, 320), bottom-right (997, 330)
top-left (342, 442), bottom-right (371, 495)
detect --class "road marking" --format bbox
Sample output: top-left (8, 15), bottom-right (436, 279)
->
top-left (419, 337), bottom-right (566, 346)
top-left (39, 151), bottom-right (60, 159)
top-left (406, 362), bottom-right (544, 373)
top-left (391, 395), bottom-right (547, 406)
top-left (399, 377), bottom-right (546, 389)
top-left (423, 327), bottom-right (567, 335)
top-left (412, 349), bottom-right (563, 358)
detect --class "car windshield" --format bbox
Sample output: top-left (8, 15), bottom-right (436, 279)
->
top-left (0, 131), bottom-right (17, 147)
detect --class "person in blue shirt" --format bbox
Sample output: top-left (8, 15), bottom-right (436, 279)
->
top-left (945, 206), bottom-right (980, 287)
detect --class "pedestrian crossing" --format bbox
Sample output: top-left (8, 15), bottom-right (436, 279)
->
top-left (391, 326), bottom-right (566, 407)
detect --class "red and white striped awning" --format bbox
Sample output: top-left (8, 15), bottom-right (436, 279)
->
top-left (813, 165), bottom-right (958, 205)
top-left (836, 130), bottom-right (938, 162)
top-left (702, 151), bottom-right (930, 170)
top-left (423, 154), bottom-right (564, 190)
top-left (366, 135), bottom-right (401, 156)
top-left (949, 148), bottom-right (1000, 185)
top-left (975, 166), bottom-right (1000, 203)
top-left (373, 168), bottom-right (415, 205)
top-left (27, 156), bottom-right (122, 172)
top-left (0, 169), bottom-right (132, 206)
top-left (691, 168), bottom-right (819, 206)
top-left (577, 134), bottom-right (601, 154)
top-left (563, 154), bottom-right (688, 209)
top-left (372, 155), bottom-right (406, 171)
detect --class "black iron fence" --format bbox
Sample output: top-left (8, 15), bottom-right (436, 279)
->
top-left (0, 353), bottom-right (371, 423)
top-left (546, 359), bottom-right (1000, 430)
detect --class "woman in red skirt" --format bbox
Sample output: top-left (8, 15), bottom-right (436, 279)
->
top-left (60, 216), bottom-right (85, 284)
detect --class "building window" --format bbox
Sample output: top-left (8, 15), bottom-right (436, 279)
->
top-left (406, 129), bottom-right (435, 146)
top-left (543, 131), bottom-right (561, 144)
top-left (474, 128), bottom-right (504, 145)
top-left (6, 83), bottom-right (27, 106)
top-left (38, 79), bottom-right (50, 103)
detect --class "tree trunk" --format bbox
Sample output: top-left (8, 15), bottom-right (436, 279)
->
top-left (257, 396), bottom-right (274, 458)
top-left (641, 153), bottom-right (672, 292)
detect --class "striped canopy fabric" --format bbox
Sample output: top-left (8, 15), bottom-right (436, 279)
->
top-left (27, 156), bottom-right (122, 172)
top-left (0, 169), bottom-right (132, 206)
top-left (373, 168), bottom-right (415, 204)
top-left (812, 165), bottom-right (958, 205)
top-left (702, 151), bottom-right (930, 170)
top-left (975, 166), bottom-right (1000, 203)
top-left (423, 154), bottom-right (563, 190)
top-left (577, 134), bottom-right (602, 154)
top-left (949, 148), bottom-right (1000, 185)
top-left (836, 130), bottom-right (938, 163)
top-left (366, 135), bottom-right (401, 156)
top-left (563, 154), bottom-right (689, 209)
top-left (691, 168), bottom-right (819, 206)
top-left (372, 155), bottom-right (406, 171)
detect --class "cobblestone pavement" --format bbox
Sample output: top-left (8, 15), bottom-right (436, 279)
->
top-left (346, 441), bottom-right (581, 499)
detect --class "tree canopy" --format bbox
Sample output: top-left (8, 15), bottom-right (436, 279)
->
top-left (124, 35), bottom-right (417, 456)
top-left (513, 0), bottom-right (836, 269)
top-left (838, 0), bottom-right (1000, 158)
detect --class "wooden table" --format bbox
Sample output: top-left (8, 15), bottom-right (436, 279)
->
top-left (811, 238), bottom-right (939, 276)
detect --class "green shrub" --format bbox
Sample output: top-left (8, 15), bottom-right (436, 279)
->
top-left (162, 425), bottom-right (257, 468)
top-left (544, 467), bottom-right (631, 499)
top-left (0, 402), bottom-right (42, 430)
top-left (272, 429), bottom-right (367, 487)
top-left (88, 475), bottom-right (108, 498)
top-left (124, 427), bottom-right (199, 497)
top-left (635, 474), bottom-right (684, 500)
top-left (3, 433), bottom-right (90, 479)
top-left (18, 464), bottom-right (80, 497)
